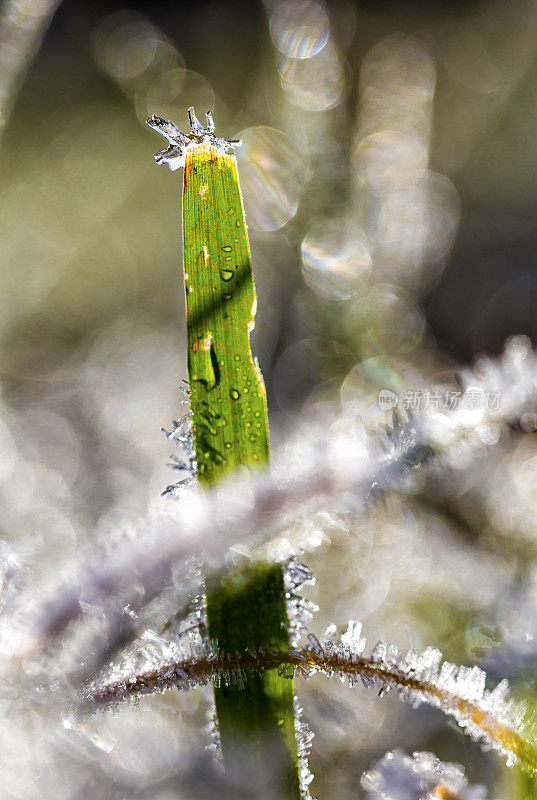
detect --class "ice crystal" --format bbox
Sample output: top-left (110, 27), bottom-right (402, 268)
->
top-left (204, 704), bottom-right (223, 765)
top-left (294, 695), bottom-right (316, 800)
top-left (339, 619), bottom-right (367, 658)
top-left (362, 750), bottom-right (487, 800)
top-left (284, 558), bottom-right (318, 648)
top-left (146, 108), bottom-right (241, 171)
top-left (87, 567), bottom-right (210, 708)
top-left (161, 382), bottom-right (197, 496)
top-left (161, 413), bottom-right (197, 496)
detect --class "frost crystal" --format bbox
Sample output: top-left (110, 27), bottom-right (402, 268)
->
top-left (161, 382), bottom-right (197, 497)
top-left (87, 566), bottom-right (210, 707)
top-left (204, 704), bottom-right (223, 765)
top-left (147, 107), bottom-right (241, 171)
top-left (284, 559), bottom-right (318, 648)
top-left (362, 750), bottom-right (487, 800)
top-left (294, 695), bottom-right (315, 800)
top-left (339, 619), bottom-right (366, 657)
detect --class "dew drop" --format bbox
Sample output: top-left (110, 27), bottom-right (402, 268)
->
top-left (222, 245), bottom-right (233, 252)
top-left (234, 354), bottom-right (240, 361)
top-left (235, 220), bottom-right (241, 228)
top-left (230, 388), bottom-right (241, 400)
top-left (220, 269), bottom-right (234, 281)
top-left (224, 256), bottom-right (232, 262)
top-left (225, 442), bottom-right (232, 449)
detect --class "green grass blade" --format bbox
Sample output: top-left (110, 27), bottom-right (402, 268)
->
top-left (207, 562), bottom-right (300, 797)
top-left (179, 132), bottom-right (300, 798)
top-left (182, 142), bottom-right (268, 483)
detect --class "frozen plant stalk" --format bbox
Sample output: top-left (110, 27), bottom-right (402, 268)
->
top-left (148, 109), bottom-right (300, 799)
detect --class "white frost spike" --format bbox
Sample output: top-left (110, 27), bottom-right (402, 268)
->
top-left (489, 678), bottom-right (510, 707)
top-left (371, 640), bottom-right (387, 663)
top-left (205, 110), bottom-right (215, 132)
top-left (294, 696), bottom-right (315, 800)
top-left (412, 646), bottom-right (442, 683)
top-left (161, 407), bottom-right (197, 497)
top-left (361, 749), bottom-right (488, 800)
top-left (340, 620), bottom-right (366, 657)
top-left (146, 107), bottom-right (241, 171)
top-left (307, 633), bottom-right (324, 655)
top-left (285, 559), bottom-right (318, 648)
top-left (204, 705), bottom-right (223, 766)
top-left (456, 665), bottom-right (486, 702)
top-left (285, 559), bottom-right (316, 591)
top-left (147, 115), bottom-right (189, 146)
top-left (320, 623), bottom-right (337, 648)
top-left (187, 107), bottom-right (205, 136)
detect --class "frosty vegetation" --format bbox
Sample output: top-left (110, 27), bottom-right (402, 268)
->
top-left (2, 337), bottom-right (537, 797)
top-left (362, 750), bottom-right (488, 800)
top-left (2, 2), bottom-right (537, 798)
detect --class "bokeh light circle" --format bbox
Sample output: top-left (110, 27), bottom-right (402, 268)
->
top-left (343, 284), bottom-right (425, 355)
top-left (356, 130), bottom-right (428, 195)
top-left (269, 0), bottom-right (329, 59)
top-left (301, 217), bottom-right (371, 299)
top-left (278, 40), bottom-right (347, 111)
top-left (236, 126), bottom-right (309, 230)
top-left (94, 11), bottom-right (159, 81)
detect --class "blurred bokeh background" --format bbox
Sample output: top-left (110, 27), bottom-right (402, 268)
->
top-left (3, 0), bottom-right (537, 797)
